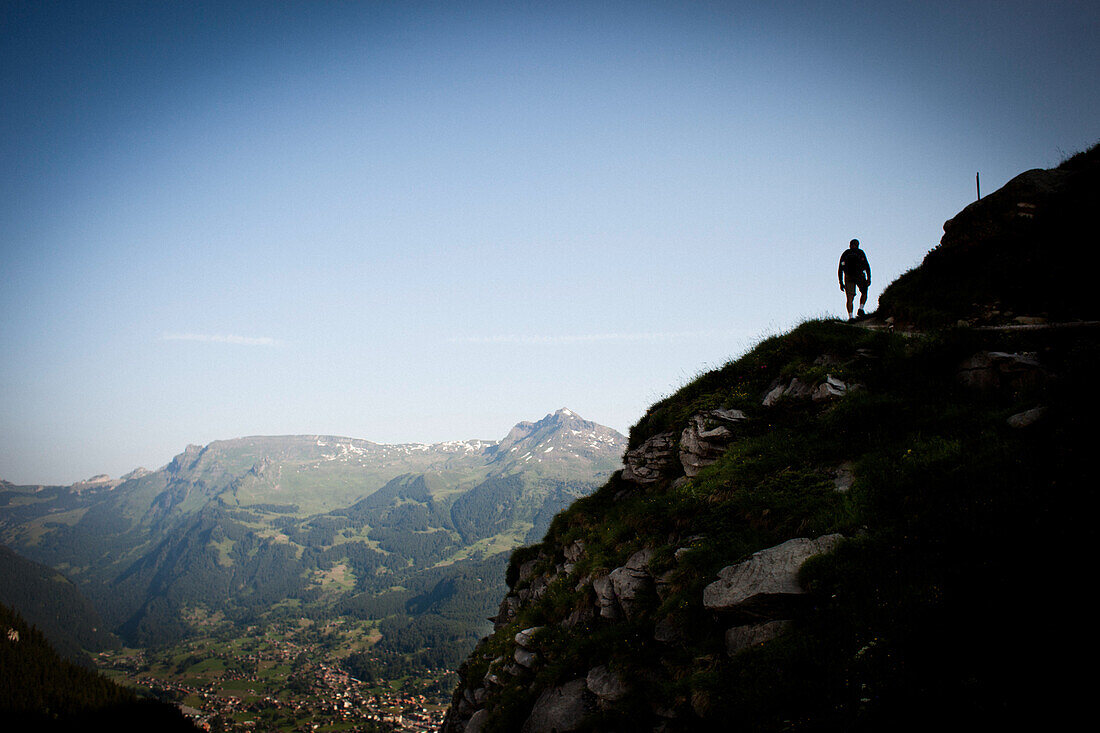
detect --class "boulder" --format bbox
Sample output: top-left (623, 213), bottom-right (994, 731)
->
top-left (1007, 405), bottom-right (1047, 428)
top-left (761, 377), bottom-right (814, 406)
top-left (525, 574), bottom-right (552, 603)
top-left (521, 678), bottom-right (595, 733)
top-left (765, 375), bottom-right (860, 407)
top-left (939, 166), bottom-right (1069, 251)
top-left (608, 549), bottom-right (654, 620)
top-left (514, 647), bottom-right (539, 669)
top-left (586, 665), bottom-right (630, 706)
top-left (812, 374), bottom-right (855, 402)
top-left (465, 709), bottom-right (489, 733)
top-left (482, 656), bottom-right (505, 687)
top-left (592, 574), bottom-right (621, 619)
top-left (515, 626), bottom-right (545, 649)
top-left (725, 620), bottom-right (792, 655)
top-left (679, 409), bottom-right (749, 477)
top-left (957, 351), bottom-right (1048, 393)
top-left (492, 594), bottom-right (522, 630)
top-left (503, 662), bottom-right (527, 678)
top-left (622, 432), bottom-right (678, 484)
top-left (703, 534), bottom-right (843, 619)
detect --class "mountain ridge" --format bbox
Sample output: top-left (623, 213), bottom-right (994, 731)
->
top-left (0, 409), bottom-right (626, 664)
top-left (440, 147), bottom-right (1097, 732)
top-left (2, 408), bottom-right (614, 490)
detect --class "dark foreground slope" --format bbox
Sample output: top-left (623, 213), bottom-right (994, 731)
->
top-left (878, 144), bottom-right (1100, 328)
top-left (442, 149), bottom-right (1096, 732)
top-left (1, 603), bottom-right (198, 732)
top-left (0, 545), bottom-right (118, 666)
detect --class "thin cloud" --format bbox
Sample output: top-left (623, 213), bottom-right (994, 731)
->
top-left (448, 331), bottom-right (741, 345)
top-left (160, 332), bottom-right (282, 346)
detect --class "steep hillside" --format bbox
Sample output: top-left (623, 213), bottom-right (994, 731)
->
top-left (0, 545), bottom-right (117, 666)
top-left (442, 150), bottom-right (1096, 732)
top-left (1, 602), bottom-right (197, 731)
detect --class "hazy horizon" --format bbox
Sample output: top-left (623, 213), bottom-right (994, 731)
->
top-left (3, 0), bottom-right (1098, 484)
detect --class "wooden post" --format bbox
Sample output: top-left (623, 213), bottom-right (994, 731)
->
top-left (976, 172), bottom-right (981, 200)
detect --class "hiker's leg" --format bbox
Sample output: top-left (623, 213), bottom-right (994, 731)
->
top-left (844, 281), bottom-right (856, 318)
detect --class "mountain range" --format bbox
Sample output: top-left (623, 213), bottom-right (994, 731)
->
top-left (0, 409), bottom-right (625, 669)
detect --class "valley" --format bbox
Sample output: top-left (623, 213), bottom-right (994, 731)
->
top-left (0, 409), bottom-right (626, 731)
top-left (97, 618), bottom-right (451, 731)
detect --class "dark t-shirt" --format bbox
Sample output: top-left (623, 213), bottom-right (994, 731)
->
top-left (839, 248), bottom-right (870, 284)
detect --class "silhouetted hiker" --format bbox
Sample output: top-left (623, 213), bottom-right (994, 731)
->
top-left (838, 238), bottom-right (871, 321)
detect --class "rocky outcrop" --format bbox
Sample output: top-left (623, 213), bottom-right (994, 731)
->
top-left (592, 549), bottom-right (654, 620)
top-left (607, 549), bottom-right (654, 620)
top-left (679, 409), bottom-right (748, 477)
top-left (703, 534), bottom-right (843, 618)
top-left (490, 594), bottom-right (522, 630)
top-left (1007, 405), bottom-right (1047, 428)
top-left (621, 432), bottom-right (677, 484)
top-left (762, 377), bottom-right (815, 406)
top-left (763, 375), bottom-right (861, 407)
top-left (592, 574), bottom-right (620, 619)
top-left (464, 709), bottom-right (489, 733)
top-left (725, 620), bottom-right (792, 655)
top-left (957, 351), bottom-right (1048, 393)
top-left (586, 665), bottom-right (629, 707)
top-left (940, 166), bottom-right (1070, 251)
top-left (520, 678), bottom-right (595, 733)
top-left (704, 534), bottom-right (842, 661)
top-left (812, 374), bottom-right (853, 401)
top-left (513, 626), bottom-right (545, 670)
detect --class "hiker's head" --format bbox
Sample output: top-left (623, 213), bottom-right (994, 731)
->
top-left (849, 239), bottom-right (860, 249)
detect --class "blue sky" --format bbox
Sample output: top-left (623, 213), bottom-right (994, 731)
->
top-left (2, 1), bottom-right (1097, 484)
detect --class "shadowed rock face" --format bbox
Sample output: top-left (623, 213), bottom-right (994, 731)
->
top-left (725, 620), bottom-right (792, 656)
top-left (520, 678), bottom-right (595, 733)
top-left (762, 375), bottom-right (861, 407)
top-left (606, 549), bottom-right (654, 620)
top-left (586, 665), bottom-right (629, 706)
top-left (703, 534), bottom-right (844, 620)
top-left (621, 432), bottom-right (676, 484)
top-left (679, 409), bottom-right (748, 477)
top-left (956, 351), bottom-right (1048, 393)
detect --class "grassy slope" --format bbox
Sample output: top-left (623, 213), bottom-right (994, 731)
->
top-left (446, 146), bottom-right (1100, 732)
top-left (462, 318), bottom-right (1087, 731)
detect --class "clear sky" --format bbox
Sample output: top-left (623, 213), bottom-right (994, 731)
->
top-left (2, 1), bottom-right (1097, 484)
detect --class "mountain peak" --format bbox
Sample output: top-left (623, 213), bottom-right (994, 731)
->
top-left (491, 409), bottom-right (626, 470)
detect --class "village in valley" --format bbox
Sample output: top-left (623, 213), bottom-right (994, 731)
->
top-left (97, 616), bottom-right (452, 732)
